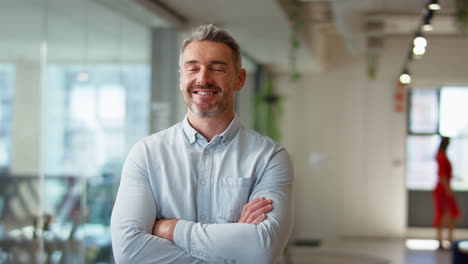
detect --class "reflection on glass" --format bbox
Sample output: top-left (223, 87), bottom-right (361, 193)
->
top-left (42, 64), bottom-right (150, 262)
top-left (407, 135), bottom-right (439, 190)
top-left (1, 0), bottom-right (152, 262)
top-left (407, 134), bottom-right (468, 191)
top-left (447, 137), bottom-right (468, 191)
top-left (0, 65), bottom-right (14, 170)
top-left (409, 89), bottom-right (438, 134)
top-left (44, 65), bottom-right (150, 178)
top-left (440, 87), bottom-right (468, 137)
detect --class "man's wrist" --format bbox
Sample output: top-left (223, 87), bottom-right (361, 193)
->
top-left (153, 219), bottom-right (179, 242)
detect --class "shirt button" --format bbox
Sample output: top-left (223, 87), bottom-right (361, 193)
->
top-left (200, 215), bottom-right (206, 220)
top-left (201, 180), bottom-right (206, 185)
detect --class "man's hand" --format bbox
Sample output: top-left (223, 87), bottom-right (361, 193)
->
top-left (238, 197), bottom-right (273, 224)
top-left (153, 219), bottom-right (179, 242)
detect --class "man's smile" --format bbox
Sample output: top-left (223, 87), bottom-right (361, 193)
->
top-left (193, 90), bottom-right (219, 95)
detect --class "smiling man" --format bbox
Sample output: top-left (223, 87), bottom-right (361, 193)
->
top-left (111, 24), bottom-right (294, 264)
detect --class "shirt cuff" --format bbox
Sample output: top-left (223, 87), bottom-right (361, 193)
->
top-left (173, 219), bottom-right (194, 252)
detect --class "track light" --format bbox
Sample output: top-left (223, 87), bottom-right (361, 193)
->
top-left (428, 0), bottom-right (440, 11)
top-left (413, 46), bottom-right (426, 57)
top-left (422, 9), bottom-right (434, 31)
top-left (395, 0), bottom-right (439, 86)
top-left (423, 24), bottom-right (433, 31)
top-left (413, 36), bottom-right (427, 47)
top-left (399, 70), bottom-right (411, 84)
top-left (412, 33), bottom-right (427, 57)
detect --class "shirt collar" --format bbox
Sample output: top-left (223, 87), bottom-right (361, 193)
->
top-left (219, 114), bottom-right (241, 145)
top-left (182, 115), bottom-right (198, 144)
top-left (181, 114), bottom-right (242, 145)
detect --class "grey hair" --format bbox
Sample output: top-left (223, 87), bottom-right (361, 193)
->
top-left (180, 24), bottom-right (242, 70)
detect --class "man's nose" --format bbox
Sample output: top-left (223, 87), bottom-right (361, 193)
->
top-left (196, 68), bottom-right (212, 85)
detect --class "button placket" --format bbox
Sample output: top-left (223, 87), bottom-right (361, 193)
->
top-left (196, 144), bottom-right (204, 223)
top-left (198, 145), bottom-right (211, 223)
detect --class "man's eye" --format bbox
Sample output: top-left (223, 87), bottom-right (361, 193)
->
top-left (212, 68), bottom-right (225, 72)
top-left (187, 68), bottom-right (198, 72)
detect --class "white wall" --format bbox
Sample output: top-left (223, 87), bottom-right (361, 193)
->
top-left (10, 61), bottom-right (42, 175)
top-left (278, 35), bottom-right (468, 239)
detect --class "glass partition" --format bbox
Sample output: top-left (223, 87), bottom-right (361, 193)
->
top-left (407, 87), bottom-right (468, 191)
top-left (0, 0), bottom-right (152, 263)
top-left (0, 65), bottom-right (14, 170)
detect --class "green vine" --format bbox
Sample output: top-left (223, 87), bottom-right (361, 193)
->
top-left (367, 53), bottom-right (379, 80)
top-left (287, 0), bottom-right (304, 81)
top-left (253, 78), bottom-right (284, 142)
top-left (455, 0), bottom-right (468, 35)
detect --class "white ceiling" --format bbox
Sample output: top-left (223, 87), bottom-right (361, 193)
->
top-left (154, 0), bottom-right (321, 73)
top-left (0, 0), bottom-right (460, 73)
top-left (149, 0), bottom-right (459, 73)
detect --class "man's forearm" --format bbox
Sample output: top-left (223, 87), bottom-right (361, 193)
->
top-left (173, 218), bottom-right (292, 264)
top-left (111, 218), bottom-right (202, 263)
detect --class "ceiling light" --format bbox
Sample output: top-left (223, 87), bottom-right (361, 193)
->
top-left (422, 24), bottom-right (433, 31)
top-left (413, 45), bottom-right (426, 56)
top-left (399, 70), bottom-right (411, 84)
top-left (413, 36), bottom-right (427, 47)
top-left (428, 0), bottom-right (440, 11)
top-left (422, 9), bottom-right (434, 31)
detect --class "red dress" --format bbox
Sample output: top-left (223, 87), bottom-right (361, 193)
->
top-left (432, 151), bottom-right (462, 227)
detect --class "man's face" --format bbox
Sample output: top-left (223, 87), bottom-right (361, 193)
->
top-left (179, 41), bottom-right (246, 117)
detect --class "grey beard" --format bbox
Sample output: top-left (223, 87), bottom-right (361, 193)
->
top-left (189, 103), bottom-right (227, 117)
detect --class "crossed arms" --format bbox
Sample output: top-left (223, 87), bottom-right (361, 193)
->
top-left (111, 147), bottom-right (293, 264)
top-left (153, 197), bottom-right (273, 242)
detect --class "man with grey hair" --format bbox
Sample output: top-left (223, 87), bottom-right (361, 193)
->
top-left (111, 24), bottom-right (294, 263)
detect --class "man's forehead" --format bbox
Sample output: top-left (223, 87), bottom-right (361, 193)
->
top-left (182, 41), bottom-right (233, 58)
top-left (183, 59), bottom-right (228, 66)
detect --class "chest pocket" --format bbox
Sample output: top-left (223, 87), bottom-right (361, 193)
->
top-left (217, 177), bottom-right (255, 222)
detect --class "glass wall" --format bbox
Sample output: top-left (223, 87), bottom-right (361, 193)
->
top-left (407, 87), bottom-right (468, 191)
top-left (0, 0), bottom-right (152, 263)
top-left (0, 65), bottom-right (14, 170)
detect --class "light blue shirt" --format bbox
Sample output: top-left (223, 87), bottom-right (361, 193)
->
top-left (111, 115), bottom-right (294, 264)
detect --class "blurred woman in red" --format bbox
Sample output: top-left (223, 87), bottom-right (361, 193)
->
top-left (433, 136), bottom-right (461, 249)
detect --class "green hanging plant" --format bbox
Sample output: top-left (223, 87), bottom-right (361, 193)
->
top-left (287, 0), bottom-right (304, 81)
top-left (455, 0), bottom-right (468, 35)
top-left (253, 78), bottom-right (284, 142)
top-left (366, 53), bottom-right (379, 80)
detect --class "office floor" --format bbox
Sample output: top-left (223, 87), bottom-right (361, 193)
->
top-left (0, 237), bottom-right (456, 264)
top-left (1, 227), bottom-right (464, 263)
top-left (286, 237), bottom-right (452, 264)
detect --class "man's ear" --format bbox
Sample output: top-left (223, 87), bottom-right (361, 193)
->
top-left (179, 68), bottom-right (183, 91)
top-left (236, 69), bottom-right (247, 92)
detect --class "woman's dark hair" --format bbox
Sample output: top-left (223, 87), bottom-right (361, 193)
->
top-left (438, 136), bottom-right (450, 152)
